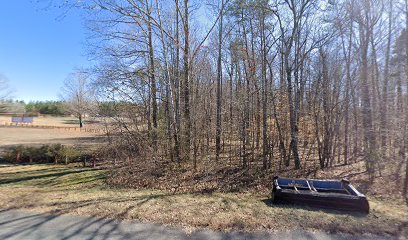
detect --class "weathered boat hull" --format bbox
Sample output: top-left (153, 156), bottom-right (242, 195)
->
top-left (272, 177), bottom-right (369, 213)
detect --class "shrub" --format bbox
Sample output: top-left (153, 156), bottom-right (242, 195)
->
top-left (0, 145), bottom-right (83, 164)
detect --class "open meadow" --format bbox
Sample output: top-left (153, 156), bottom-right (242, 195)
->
top-left (0, 115), bottom-right (104, 150)
top-left (0, 127), bottom-right (102, 148)
top-left (0, 115), bottom-right (77, 126)
top-left (0, 115), bottom-right (102, 130)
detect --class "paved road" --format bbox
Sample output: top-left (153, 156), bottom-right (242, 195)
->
top-left (0, 209), bottom-right (398, 240)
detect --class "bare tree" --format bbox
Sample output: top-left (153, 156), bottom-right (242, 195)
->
top-left (0, 74), bottom-right (15, 113)
top-left (215, 0), bottom-right (225, 162)
top-left (275, 0), bottom-right (325, 169)
top-left (0, 74), bottom-right (12, 100)
top-left (61, 70), bottom-right (93, 128)
top-left (182, 0), bottom-right (191, 162)
top-left (51, 0), bottom-right (408, 200)
top-left (354, 0), bottom-right (382, 175)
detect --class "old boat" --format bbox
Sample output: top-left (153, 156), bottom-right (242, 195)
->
top-left (271, 176), bottom-right (369, 213)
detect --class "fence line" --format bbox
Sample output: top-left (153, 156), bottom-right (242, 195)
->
top-left (0, 122), bottom-right (104, 134)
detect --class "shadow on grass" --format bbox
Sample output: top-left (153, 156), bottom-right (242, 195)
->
top-left (0, 167), bottom-right (106, 187)
top-left (0, 207), bottom-right (275, 240)
top-left (1, 193), bottom-right (401, 239)
top-left (1, 180), bottom-right (405, 239)
top-left (0, 208), bottom-right (129, 240)
top-left (261, 198), bottom-right (369, 217)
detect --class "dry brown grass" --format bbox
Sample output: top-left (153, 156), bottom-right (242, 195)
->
top-left (0, 115), bottom-right (406, 236)
top-left (0, 127), bottom-right (100, 146)
top-left (0, 164), bottom-right (407, 237)
top-left (0, 123), bottom-right (105, 154)
top-left (0, 115), bottom-right (102, 127)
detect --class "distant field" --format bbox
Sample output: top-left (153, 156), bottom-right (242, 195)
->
top-left (0, 115), bottom-right (102, 128)
top-left (0, 127), bottom-right (102, 149)
top-left (0, 116), bottom-right (105, 150)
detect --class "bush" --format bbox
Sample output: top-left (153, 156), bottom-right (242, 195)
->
top-left (0, 145), bottom-right (83, 164)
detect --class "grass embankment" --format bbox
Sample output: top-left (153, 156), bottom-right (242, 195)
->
top-left (0, 164), bottom-right (407, 237)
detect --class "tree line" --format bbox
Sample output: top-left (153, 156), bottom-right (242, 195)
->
top-left (59, 0), bottom-right (407, 197)
top-left (25, 101), bottom-right (65, 115)
top-left (0, 100), bottom-right (65, 115)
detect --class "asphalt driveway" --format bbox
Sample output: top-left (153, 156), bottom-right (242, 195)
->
top-left (0, 209), bottom-right (398, 240)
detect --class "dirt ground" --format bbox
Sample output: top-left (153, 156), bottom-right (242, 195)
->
top-left (0, 127), bottom-right (101, 146)
top-left (0, 115), bottom-right (104, 146)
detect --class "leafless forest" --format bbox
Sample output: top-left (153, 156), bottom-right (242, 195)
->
top-left (59, 0), bottom-right (407, 198)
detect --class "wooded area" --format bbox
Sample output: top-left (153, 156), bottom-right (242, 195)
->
top-left (58, 0), bottom-right (407, 199)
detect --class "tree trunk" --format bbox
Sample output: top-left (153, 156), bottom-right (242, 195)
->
top-left (174, 0), bottom-right (181, 163)
top-left (320, 49), bottom-right (331, 168)
top-left (360, 23), bottom-right (376, 174)
top-left (182, 0), bottom-right (191, 161)
top-left (261, 12), bottom-right (268, 169)
top-left (403, 0), bottom-right (408, 202)
top-left (340, 3), bottom-right (353, 165)
top-left (79, 114), bottom-right (83, 128)
top-left (146, 0), bottom-right (157, 151)
top-left (215, 0), bottom-right (224, 162)
top-left (380, 0), bottom-right (393, 155)
top-left (286, 59), bottom-right (301, 169)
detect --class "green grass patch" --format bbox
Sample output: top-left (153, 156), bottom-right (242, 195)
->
top-left (0, 164), bottom-right (107, 189)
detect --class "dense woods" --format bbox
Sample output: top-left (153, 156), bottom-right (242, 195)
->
top-left (59, 0), bottom-right (407, 198)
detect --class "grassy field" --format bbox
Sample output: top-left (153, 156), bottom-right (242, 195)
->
top-left (0, 164), bottom-right (407, 237)
top-left (0, 127), bottom-right (101, 148)
top-left (0, 115), bottom-right (104, 151)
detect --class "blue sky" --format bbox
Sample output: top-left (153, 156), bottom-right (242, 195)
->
top-left (0, 1), bottom-right (90, 102)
